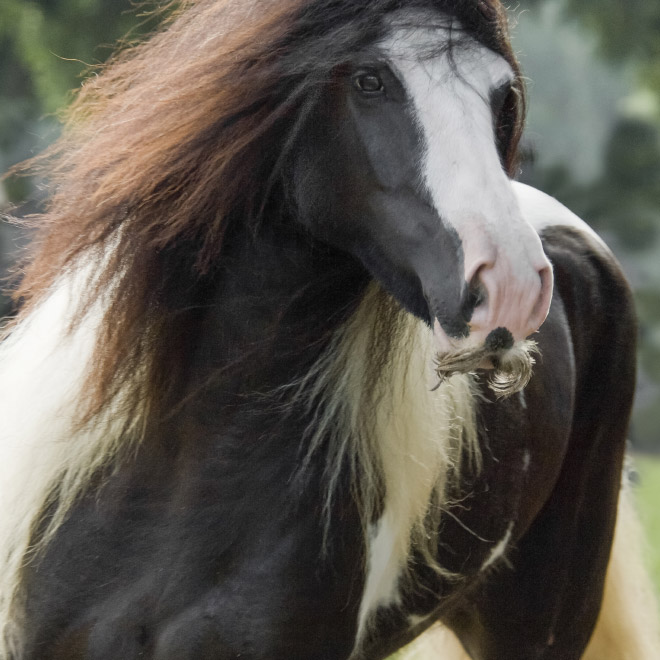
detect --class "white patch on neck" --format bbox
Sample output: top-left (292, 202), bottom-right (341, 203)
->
top-left (481, 521), bottom-right (514, 572)
top-left (358, 511), bottom-right (403, 626)
top-left (0, 260), bottom-right (139, 658)
top-left (522, 449), bottom-right (531, 472)
top-left (512, 182), bottom-right (609, 251)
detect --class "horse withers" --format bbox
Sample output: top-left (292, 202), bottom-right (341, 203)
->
top-left (0, 0), bottom-right (658, 658)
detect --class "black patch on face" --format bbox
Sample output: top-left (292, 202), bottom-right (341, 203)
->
top-left (290, 52), bottom-right (473, 336)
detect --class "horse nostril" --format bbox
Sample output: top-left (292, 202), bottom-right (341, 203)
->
top-left (530, 263), bottom-right (553, 328)
top-left (463, 272), bottom-right (488, 322)
top-left (539, 264), bottom-right (553, 292)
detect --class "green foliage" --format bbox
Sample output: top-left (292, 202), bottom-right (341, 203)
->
top-left (523, 116), bottom-right (660, 250)
top-left (0, 0), bottom-right (167, 183)
top-left (587, 118), bottom-right (660, 249)
top-left (564, 0), bottom-right (660, 77)
top-left (0, 0), bottom-right (153, 114)
top-left (521, 0), bottom-right (660, 98)
top-left (634, 400), bottom-right (660, 454)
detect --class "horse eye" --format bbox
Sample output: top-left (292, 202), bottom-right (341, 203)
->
top-left (354, 72), bottom-right (384, 95)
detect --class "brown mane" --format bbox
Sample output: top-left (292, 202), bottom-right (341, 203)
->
top-left (8, 0), bottom-right (525, 428)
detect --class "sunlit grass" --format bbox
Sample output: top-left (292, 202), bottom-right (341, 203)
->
top-left (386, 453), bottom-right (660, 660)
top-left (635, 453), bottom-right (660, 595)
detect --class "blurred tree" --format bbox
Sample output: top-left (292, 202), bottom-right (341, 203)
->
top-left (0, 0), bottom-right (164, 202)
top-left (0, 0), bottom-right (164, 317)
top-left (521, 0), bottom-right (660, 102)
top-left (516, 1), bottom-right (660, 452)
top-left (592, 118), bottom-right (660, 249)
top-left (564, 0), bottom-right (660, 93)
top-left (1, 0), bottom-right (155, 114)
top-left (529, 118), bottom-right (660, 250)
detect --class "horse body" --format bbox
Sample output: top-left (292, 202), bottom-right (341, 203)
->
top-left (6, 188), bottom-right (637, 660)
top-left (0, 1), bottom-right (657, 658)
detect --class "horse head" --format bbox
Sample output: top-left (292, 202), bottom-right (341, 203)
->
top-left (290, 11), bottom-right (553, 375)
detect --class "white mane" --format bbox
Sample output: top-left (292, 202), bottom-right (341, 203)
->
top-left (287, 285), bottom-right (479, 642)
top-left (0, 262), bottom-right (144, 657)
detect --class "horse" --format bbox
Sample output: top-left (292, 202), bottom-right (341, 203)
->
top-left (0, 0), bottom-right (658, 658)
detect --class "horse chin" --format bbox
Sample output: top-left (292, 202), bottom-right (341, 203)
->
top-left (432, 319), bottom-right (539, 397)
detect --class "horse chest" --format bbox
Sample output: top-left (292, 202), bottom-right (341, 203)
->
top-left (19, 418), bottom-right (369, 659)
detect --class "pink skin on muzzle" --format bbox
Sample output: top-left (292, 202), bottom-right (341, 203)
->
top-left (432, 213), bottom-right (554, 358)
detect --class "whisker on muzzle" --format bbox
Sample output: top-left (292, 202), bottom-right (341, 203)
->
top-left (433, 338), bottom-right (539, 398)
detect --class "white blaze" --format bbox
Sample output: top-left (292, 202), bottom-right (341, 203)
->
top-left (384, 23), bottom-right (553, 349)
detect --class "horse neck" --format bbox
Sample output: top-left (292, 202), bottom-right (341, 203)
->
top-left (183, 219), bottom-right (369, 407)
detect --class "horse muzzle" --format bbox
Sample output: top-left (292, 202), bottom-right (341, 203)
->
top-left (430, 214), bottom-right (554, 364)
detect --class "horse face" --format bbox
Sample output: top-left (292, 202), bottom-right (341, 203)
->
top-left (292, 18), bottom-right (553, 353)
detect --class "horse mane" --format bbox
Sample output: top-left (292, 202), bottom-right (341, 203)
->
top-left (7, 0), bottom-right (524, 429)
top-left (11, 0), bottom-right (317, 427)
top-left (0, 0), bottom-right (522, 653)
top-left (287, 284), bottom-right (480, 641)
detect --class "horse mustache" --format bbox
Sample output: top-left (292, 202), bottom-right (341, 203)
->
top-left (433, 328), bottom-right (539, 398)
